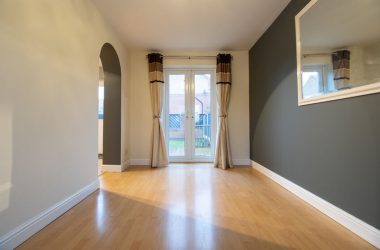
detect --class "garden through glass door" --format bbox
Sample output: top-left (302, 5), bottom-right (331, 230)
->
top-left (165, 69), bottom-right (216, 162)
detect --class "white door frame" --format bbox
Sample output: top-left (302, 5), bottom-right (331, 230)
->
top-left (164, 67), bottom-right (216, 162)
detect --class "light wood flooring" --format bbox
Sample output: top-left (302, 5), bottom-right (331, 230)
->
top-left (17, 164), bottom-right (375, 249)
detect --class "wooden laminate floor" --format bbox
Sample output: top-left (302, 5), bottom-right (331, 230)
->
top-left (17, 164), bottom-right (375, 249)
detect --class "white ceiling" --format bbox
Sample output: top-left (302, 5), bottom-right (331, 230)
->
top-left (92, 0), bottom-right (290, 51)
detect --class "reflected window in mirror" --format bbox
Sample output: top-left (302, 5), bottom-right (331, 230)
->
top-left (296, 0), bottom-right (380, 105)
top-left (302, 64), bottom-right (335, 98)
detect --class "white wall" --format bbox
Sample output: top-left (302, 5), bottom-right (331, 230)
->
top-left (127, 50), bottom-right (250, 164)
top-left (0, 0), bottom-right (127, 238)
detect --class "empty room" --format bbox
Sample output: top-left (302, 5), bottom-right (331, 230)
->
top-left (0, 0), bottom-right (379, 249)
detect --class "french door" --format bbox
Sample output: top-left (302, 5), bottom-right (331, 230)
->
top-left (164, 69), bottom-right (216, 162)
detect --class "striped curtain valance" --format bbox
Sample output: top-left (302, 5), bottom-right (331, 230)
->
top-left (148, 53), bottom-right (164, 84)
top-left (332, 50), bottom-right (350, 89)
top-left (216, 54), bottom-right (232, 85)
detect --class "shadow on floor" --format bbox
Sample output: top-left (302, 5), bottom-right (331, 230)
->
top-left (17, 189), bottom-right (294, 250)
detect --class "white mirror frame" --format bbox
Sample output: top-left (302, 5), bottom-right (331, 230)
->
top-left (295, 0), bottom-right (380, 106)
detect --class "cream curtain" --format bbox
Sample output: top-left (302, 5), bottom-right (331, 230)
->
top-left (148, 53), bottom-right (168, 167)
top-left (214, 54), bottom-right (233, 169)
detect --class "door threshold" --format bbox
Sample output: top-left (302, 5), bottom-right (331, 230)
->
top-left (169, 161), bottom-right (213, 164)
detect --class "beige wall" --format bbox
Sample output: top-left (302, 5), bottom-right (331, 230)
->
top-left (350, 43), bottom-right (380, 86)
top-left (349, 46), bottom-right (366, 87)
top-left (127, 50), bottom-right (250, 164)
top-left (364, 42), bottom-right (380, 84)
top-left (98, 119), bottom-right (103, 154)
top-left (0, 0), bottom-right (127, 237)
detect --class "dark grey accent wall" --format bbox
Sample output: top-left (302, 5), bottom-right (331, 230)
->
top-left (100, 43), bottom-right (121, 165)
top-left (249, 0), bottom-right (380, 228)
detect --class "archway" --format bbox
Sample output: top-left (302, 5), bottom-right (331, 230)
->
top-left (99, 43), bottom-right (121, 167)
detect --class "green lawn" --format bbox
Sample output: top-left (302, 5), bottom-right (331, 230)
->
top-left (169, 139), bottom-right (211, 157)
top-left (169, 139), bottom-right (184, 148)
top-left (169, 139), bottom-right (184, 156)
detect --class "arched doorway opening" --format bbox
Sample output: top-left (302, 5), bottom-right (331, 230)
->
top-left (98, 43), bottom-right (121, 171)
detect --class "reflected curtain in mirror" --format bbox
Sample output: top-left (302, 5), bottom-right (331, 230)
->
top-left (214, 54), bottom-right (233, 170)
top-left (332, 50), bottom-right (350, 90)
top-left (148, 53), bottom-right (168, 167)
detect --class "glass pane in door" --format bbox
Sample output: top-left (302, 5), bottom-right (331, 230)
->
top-left (194, 74), bottom-right (212, 157)
top-left (168, 74), bottom-right (186, 157)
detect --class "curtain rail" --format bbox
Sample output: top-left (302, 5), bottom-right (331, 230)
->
top-left (303, 52), bottom-right (339, 57)
top-left (146, 55), bottom-right (233, 60)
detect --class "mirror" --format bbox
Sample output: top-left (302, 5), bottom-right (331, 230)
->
top-left (296, 0), bottom-right (380, 105)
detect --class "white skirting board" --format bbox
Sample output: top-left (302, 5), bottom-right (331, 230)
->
top-left (0, 180), bottom-right (99, 250)
top-left (101, 164), bottom-right (126, 172)
top-left (128, 159), bottom-right (151, 166)
top-left (232, 159), bottom-right (251, 166)
top-left (127, 159), bottom-right (251, 166)
top-left (251, 160), bottom-right (380, 249)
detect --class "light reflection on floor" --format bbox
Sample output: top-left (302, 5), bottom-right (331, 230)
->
top-left (95, 190), bottom-right (106, 234)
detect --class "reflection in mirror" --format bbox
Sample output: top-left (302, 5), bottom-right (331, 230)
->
top-left (296, 0), bottom-right (380, 104)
